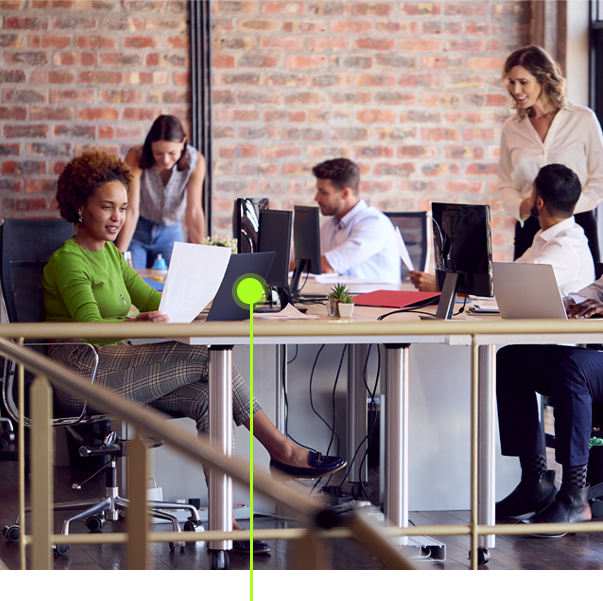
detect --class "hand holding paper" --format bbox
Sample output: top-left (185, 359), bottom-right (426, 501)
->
top-left (158, 242), bottom-right (232, 323)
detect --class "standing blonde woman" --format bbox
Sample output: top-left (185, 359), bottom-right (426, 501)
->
top-left (498, 45), bottom-right (603, 261)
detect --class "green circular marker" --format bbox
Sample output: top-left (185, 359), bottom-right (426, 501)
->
top-left (237, 277), bottom-right (264, 306)
top-left (232, 272), bottom-right (268, 309)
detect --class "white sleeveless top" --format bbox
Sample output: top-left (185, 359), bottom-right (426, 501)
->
top-left (134, 145), bottom-right (200, 226)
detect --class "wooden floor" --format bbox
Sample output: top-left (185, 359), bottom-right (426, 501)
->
top-left (2, 457), bottom-right (603, 571)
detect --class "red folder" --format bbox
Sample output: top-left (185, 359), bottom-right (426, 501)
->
top-left (354, 290), bottom-right (440, 309)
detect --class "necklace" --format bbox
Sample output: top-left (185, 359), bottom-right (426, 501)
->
top-left (76, 236), bottom-right (127, 306)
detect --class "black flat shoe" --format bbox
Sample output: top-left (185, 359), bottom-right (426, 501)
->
top-left (523, 482), bottom-right (592, 538)
top-left (270, 451), bottom-right (346, 479)
top-left (496, 470), bottom-right (557, 521)
top-left (232, 539), bottom-right (271, 554)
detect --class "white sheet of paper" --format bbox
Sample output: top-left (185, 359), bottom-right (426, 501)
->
top-left (253, 304), bottom-right (319, 320)
top-left (396, 227), bottom-right (414, 272)
top-left (158, 242), bottom-right (232, 323)
top-left (314, 274), bottom-right (386, 285)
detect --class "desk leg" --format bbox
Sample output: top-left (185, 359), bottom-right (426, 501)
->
top-left (208, 345), bottom-right (233, 553)
top-left (383, 344), bottom-right (410, 544)
top-left (478, 345), bottom-right (496, 550)
top-left (347, 344), bottom-right (369, 487)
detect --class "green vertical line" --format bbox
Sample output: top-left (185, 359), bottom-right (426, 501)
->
top-left (249, 303), bottom-right (254, 600)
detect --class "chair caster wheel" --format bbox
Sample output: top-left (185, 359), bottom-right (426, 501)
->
top-left (169, 540), bottom-right (185, 551)
top-left (184, 519), bottom-right (205, 533)
top-left (210, 550), bottom-right (229, 570)
top-left (469, 548), bottom-right (491, 565)
top-left (3, 525), bottom-right (20, 542)
top-left (54, 544), bottom-right (70, 556)
top-left (86, 515), bottom-right (105, 533)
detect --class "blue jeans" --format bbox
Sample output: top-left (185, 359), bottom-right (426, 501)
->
top-left (128, 217), bottom-right (183, 269)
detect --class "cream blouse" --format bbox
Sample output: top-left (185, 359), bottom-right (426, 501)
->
top-left (497, 101), bottom-right (603, 222)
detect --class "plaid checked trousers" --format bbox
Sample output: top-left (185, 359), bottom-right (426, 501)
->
top-left (48, 340), bottom-right (261, 436)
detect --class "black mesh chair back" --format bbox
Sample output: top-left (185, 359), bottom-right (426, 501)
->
top-left (0, 218), bottom-right (74, 419)
top-left (384, 212), bottom-right (430, 280)
top-left (0, 218), bottom-right (73, 327)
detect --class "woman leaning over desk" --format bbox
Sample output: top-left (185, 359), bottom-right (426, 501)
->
top-left (498, 45), bottom-right (603, 262)
top-left (44, 150), bottom-right (346, 553)
top-left (116, 115), bottom-right (206, 269)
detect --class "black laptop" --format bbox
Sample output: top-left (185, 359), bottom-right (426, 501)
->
top-left (206, 252), bottom-right (275, 321)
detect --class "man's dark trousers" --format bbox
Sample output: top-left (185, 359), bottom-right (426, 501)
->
top-left (497, 345), bottom-right (603, 467)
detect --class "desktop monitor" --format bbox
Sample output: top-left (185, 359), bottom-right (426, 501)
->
top-left (257, 208), bottom-right (293, 291)
top-left (290, 205), bottom-right (322, 296)
top-left (432, 202), bottom-right (494, 319)
top-left (233, 198), bottom-right (269, 254)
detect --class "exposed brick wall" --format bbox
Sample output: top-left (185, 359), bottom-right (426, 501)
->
top-left (0, 0), bottom-right (533, 262)
top-left (0, 0), bottom-right (190, 218)
top-left (211, 0), bottom-right (531, 262)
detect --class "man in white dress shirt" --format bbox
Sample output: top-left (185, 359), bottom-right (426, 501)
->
top-left (410, 164), bottom-right (594, 295)
top-left (311, 158), bottom-right (401, 285)
top-left (495, 164), bottom-right (597, 529)
top-left (514, 163), bottom-right (594, 296)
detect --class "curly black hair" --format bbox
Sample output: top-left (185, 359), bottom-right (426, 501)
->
top-left (55, 150), bottom-right (134, 224)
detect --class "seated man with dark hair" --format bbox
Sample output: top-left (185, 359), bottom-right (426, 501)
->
top-left (495, 163), bottom-right (603, 530)
top-left (512, 163), bottom-right (594, 296)
top-left (410, 163), bottom-right (594, 296)
top-left (311, 158), bottom-right (401, 285)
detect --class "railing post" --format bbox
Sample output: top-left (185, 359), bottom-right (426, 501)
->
top-left (30, 376), bottom-right (53, 570)
top-left (127, 434), bottom-right (151, 570)
top-left (17, 344), bottom-right (26, 571)
top-left (292, 530), bottom-right (329, 569)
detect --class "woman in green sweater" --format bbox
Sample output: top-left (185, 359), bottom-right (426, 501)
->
top-left (44, 151), bottom-right (346, 551)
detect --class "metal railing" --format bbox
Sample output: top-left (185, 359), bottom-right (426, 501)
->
top-left (0, 325), bottom-right (415, 571)
top-left (4, 317), bottom-right (603, 570)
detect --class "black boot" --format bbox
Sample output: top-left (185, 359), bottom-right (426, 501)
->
top-left (496, 470), bottom-right (557, 521)
top-left (523, 482), bottom-right (592, 537)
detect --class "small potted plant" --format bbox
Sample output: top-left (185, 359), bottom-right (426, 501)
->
top-left (328, 283), bottom-right (351, 317)
top-left (338, 292), bottom-right (355, 318)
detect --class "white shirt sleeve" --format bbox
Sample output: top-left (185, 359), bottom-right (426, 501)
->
top-left (527, 239), bottom-right (580, 295)
top-left (574, 110), bottom-right (603, 214)
top-left (570, 276), bottom-right (603, 302)
top-left (497, 126), bottom-right (526, 222)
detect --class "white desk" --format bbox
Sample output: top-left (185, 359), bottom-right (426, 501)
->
top-left (173, 287), bottom-right (500, 554)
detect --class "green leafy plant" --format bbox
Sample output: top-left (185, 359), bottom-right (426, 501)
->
top-left (328, 283), bottom-right (350, 300)
top-left (340, 292), bottom-right (354, 304)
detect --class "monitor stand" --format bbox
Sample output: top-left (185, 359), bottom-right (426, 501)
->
top-left (289, 258), bottom-right (308, 297)
top-left (254, 285), bottom-right (291, 313)
top-left (290, 259), bottom-right (326, 300)
top-left (420, 272), bottom-right (459, 320)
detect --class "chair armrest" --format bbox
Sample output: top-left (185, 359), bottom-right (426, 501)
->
top-left (2, 340), bottom-right (101, 427)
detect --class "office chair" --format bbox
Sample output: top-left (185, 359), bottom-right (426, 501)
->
top-left (384, 211), bottom-right (430, 279)
top-left (0, 218), bottom-right (203, 554)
